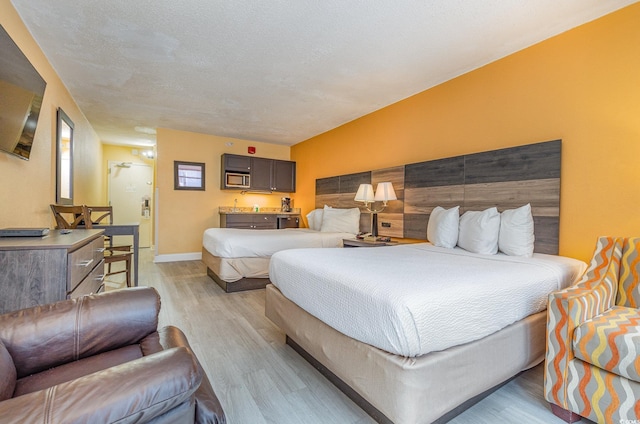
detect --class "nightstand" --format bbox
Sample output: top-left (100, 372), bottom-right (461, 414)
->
top-left (342, 238), bottom-right (395, 248)
top-left (342, 238), bottom-right (425, 248)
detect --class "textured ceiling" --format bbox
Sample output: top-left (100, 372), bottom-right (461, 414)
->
top-left (9, 0), bottom-right (638, 147)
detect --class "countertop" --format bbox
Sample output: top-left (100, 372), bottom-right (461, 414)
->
top-left (218, 207), bottom-right (301, 215)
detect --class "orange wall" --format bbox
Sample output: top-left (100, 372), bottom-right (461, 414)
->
top-left (156, 128), bottom-right (290, 255)
top-left (292, 3), bottom-right (640, 263)
top-left (0, 1), bottom-right (103, 228)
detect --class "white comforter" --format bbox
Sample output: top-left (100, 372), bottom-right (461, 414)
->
top-left (203, 228), bottom-right (355, 258)
top-left (269, 243), bottom-right (587, 357)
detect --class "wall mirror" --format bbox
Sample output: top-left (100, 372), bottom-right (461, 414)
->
top-left (174, 161), bottom-right (205, 190)
top-left (56, 108), bottom-right (74, 204)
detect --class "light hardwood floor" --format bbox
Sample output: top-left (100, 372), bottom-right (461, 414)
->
top-left (106, 249), bottom-right (593, 424)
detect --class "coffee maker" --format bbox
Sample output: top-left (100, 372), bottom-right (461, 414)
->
top-left (281, 197), bottom-right (292, 212)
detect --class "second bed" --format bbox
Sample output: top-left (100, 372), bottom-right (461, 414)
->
top-left (266, 243), bottom-right (587, 423)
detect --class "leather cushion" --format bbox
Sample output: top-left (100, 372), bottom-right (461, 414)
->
top-left (0, 287), bottom-right (159, 378)
top-left (14, 344), bottom-right (142, 397)
top-left (0, 339), bottom-right (16, 401)
top-left (573, 306), bottom-right (640, 383)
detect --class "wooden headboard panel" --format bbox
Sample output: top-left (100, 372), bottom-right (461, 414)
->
top-left (316, 140), bottom-right (561, 254)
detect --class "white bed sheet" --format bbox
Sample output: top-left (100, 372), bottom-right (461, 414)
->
top-left (202, 228), bottom-right (354, 258)
top-left (269, 243), bottom-right (587, 357)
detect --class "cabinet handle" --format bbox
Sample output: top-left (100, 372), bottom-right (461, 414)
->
top-left (78, 259), bottom-right (94, 268)
top-left (96, 247), bottom-right (105, 253)
top-left (95, 274), bottom-right (106, 282)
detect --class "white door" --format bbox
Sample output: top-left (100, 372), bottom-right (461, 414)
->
top-left (108, 161), bottom-right (153, 248)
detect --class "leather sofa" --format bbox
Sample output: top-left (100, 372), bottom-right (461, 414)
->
top-left (0, 287), bottom-right (226, 424)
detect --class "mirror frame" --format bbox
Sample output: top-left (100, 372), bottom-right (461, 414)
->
top-left (55, 108), bottom-right (74, 205)
top-left (174, 160), bottom-right (205, 191)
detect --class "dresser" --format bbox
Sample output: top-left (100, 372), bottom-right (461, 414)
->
top-left (0, 229), bottom-right (105, 314)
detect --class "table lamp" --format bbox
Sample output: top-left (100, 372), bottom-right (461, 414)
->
top-left (354, 182), bottom-right (397, 237)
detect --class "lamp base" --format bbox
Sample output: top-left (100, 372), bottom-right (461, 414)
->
top-left (371, 212), bottom-right (378, 237)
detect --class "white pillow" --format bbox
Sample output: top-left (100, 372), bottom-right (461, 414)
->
top-left (306, 208), bottom-right (324, 231)
top-left (499, 204), bottom-right (535, 257)
top-left (320, 206), bottom-right (360, 234)
top-left (426, 206), bottom-right (460, 248)
top-left (457, 207), bottom-right (500, 255)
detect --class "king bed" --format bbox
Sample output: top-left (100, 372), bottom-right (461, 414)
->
top-left (264, 140), bottom-right (587, 422)
top-left (265, 244), bottom-right (586, 423)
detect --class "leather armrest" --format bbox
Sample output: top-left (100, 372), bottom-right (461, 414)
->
top-left (141, 327), bottom-right (227, 424)
top-left (0, 347), bottom-right (201, 424)
top-left (0, 287), bottom-right (160, 378)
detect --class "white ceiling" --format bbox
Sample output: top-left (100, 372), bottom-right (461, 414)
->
top-left (9, 0), bottom-right (638, 147)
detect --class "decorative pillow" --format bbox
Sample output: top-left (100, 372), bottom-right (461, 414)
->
top-left (457, 207), bottom-right (500, 255)
top-left (306, 208), bottom-right (324, 231)
top-left (499, 204), bottom-right (535, 257)
top-left (320, 206), bottom-right (360, 234)
top-left (426, 206), bottom-right (460, 248)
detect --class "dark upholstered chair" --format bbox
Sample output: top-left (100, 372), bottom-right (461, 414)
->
top-left (0, 287), bottom-right (226, 424)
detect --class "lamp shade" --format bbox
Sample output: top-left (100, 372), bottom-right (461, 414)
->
top-left (374, 182), bottom-right (397, 203)
top-left (354, 184), bottom-right (375, 202)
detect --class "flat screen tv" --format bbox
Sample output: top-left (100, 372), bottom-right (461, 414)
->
top-left (0, 24), bottom-right (46, 160)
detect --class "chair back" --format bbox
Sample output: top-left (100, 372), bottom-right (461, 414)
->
top-left (86, 206), bottom-right (114, 225)
top-left (616, 237), bottom-right (640, 308)
top-left (50, 205), bottom-right (92, 229)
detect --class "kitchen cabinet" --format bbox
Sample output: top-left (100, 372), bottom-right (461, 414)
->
top-left (221, 214), bottom-right (277, 229)
top-left (249, 157), bottom-right (296, 192)
top-left (221, 154), bottom-right (296, 193)
top-left (222, 154), bottom-right (251, 173)
top-left (219, 213), bottom-right (300, 229)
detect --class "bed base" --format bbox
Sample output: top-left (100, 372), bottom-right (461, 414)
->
top-left (202, 247), bottom-right (270, 292)
top-left (287, 335), bottom-right (520, 424)
top-left (265, 284), bottom-right (546, 424)
top-left (206, 267), bottom-right (270, 293)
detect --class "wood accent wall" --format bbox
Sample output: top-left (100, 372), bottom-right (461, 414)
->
top-left (316, 140), bottom-right (561, 254)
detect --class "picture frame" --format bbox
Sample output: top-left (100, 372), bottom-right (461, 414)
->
top-left (174, 161), bottom-right (205, 191)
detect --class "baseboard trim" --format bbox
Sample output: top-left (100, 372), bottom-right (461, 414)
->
top-left (154, 252), bottom-right (202, 263)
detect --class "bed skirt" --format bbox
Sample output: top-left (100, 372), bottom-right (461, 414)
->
top-left (202, 247), bottom-right (270, 292)
top-left (265, 284), bottom-right (546, 424)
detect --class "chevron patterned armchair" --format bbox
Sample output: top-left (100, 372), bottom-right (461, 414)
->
top-left (545, 237), bottom-right (640, 423)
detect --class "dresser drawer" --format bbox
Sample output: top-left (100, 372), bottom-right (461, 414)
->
top-left (69, 259), bottom-right (105, 299)
top-left (68, 237), bottom-right (105, 290)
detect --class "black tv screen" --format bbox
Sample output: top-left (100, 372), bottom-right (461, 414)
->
top-left (0, 23), bottom-right (46, 160)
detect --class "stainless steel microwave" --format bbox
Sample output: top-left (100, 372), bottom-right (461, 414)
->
top-left (225, 172), bottom-right (250, 188)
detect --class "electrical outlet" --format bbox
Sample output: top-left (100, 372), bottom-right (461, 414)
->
top-left (381, 222), bottom-right (391, 228)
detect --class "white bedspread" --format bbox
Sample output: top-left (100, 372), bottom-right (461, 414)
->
top-left (203, 228), bottom-right (354, 258)
top-left (269, 243), bottom-right (587, 357)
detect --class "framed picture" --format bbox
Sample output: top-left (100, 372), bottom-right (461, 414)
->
top-left (174, 161), bottom-right (205, 191)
